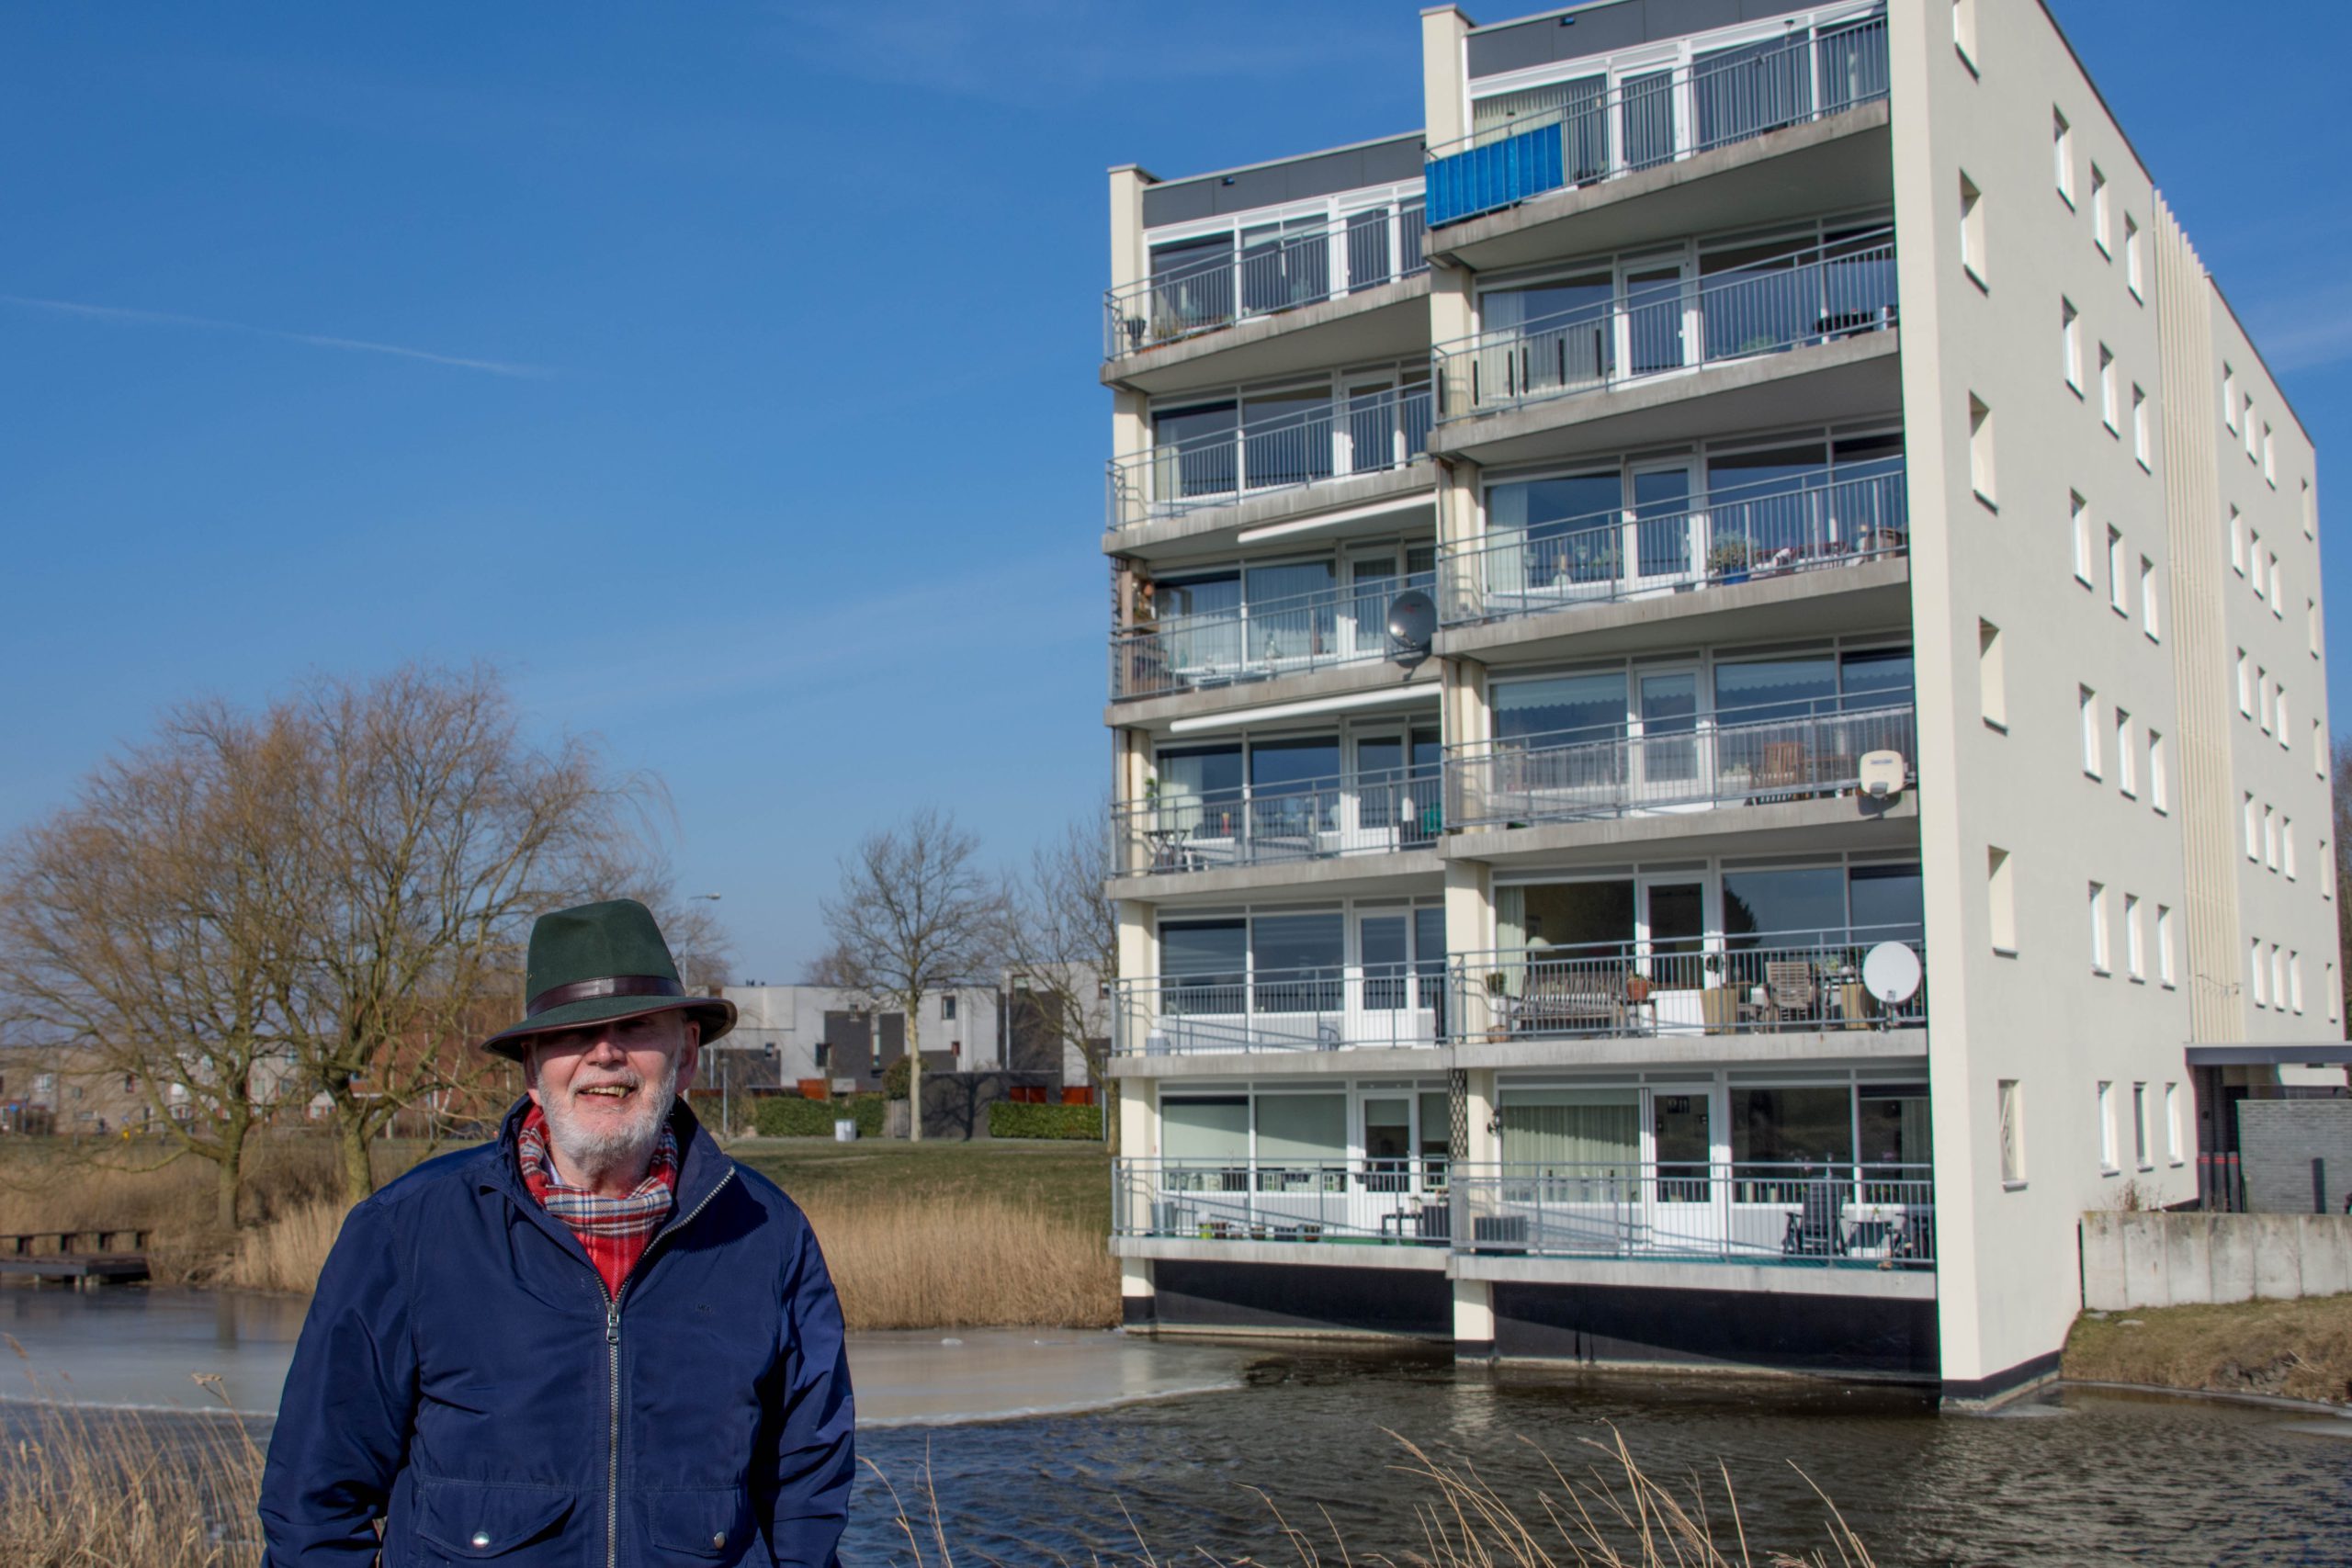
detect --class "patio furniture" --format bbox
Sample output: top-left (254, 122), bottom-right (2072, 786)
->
top-left (1763, 961), bottom-right (1817, 1029)
top-left (1781, 1181), bottom-right (1847, 1258)
top-left (1518, 964), bottom-right (1623, 1035)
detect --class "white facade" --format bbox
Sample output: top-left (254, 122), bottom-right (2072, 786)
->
top-left (1096, 0), bottom-right (2329, 1398)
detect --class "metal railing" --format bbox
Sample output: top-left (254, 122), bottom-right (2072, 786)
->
top-left (1105, 203), bottom-right (1429, 359)
top-left (1112, 570), bottom-right (1435, 700)
top-left (1447, 702), bottom-right (1915, 830)
top-left (1423, 13), bottom-right (1889, 226)
top-left (1438, 467), bottom-right (1906, 626)
top-left (1445, 926), bottom-right (1927, 1044)
top-left (1107, 385), bottom-right (1434, 529)
top-left (1449, 1160), bottom-right (1934, 1267)
top-left (1113, 1156), bottom-right (1935, 1269)
top-left (1114, 1158), bottom-right (1453, 1244)
top-left (1430, 229), bottom-right (1895, 423)
top-left (1111, 963), bottom-right (1448, 1057)
top-left (1112, 768), bottom-right (1442, 878)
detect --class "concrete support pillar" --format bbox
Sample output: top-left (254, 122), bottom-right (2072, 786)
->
top-left (1110, 387), bottom-right (1151, 527)
top-left (1419, 7), bottom-right (1474, 152)
top-left (1451, 1276), bottom-right (1495, 1357)
top-left (1444, 858), bottom-right (1493, 1035)
top-left (1106, 164), bottom-right (1153, 299)
top-left (1120, 1257), bottom-right (1155, 1330)
top-left (1464, 1067), bottom-right (1499, 1166)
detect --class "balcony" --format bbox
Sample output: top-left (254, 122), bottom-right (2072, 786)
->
top-left (1439, 468), bottom-right (1905, 629)
top-left (1113, 1156), bottom-right (1934, 1272)
top-left (1108, 385), bottom-right (1433, 534)
top-left (1447, 703), bottom-right (1916, 834)
top-left (1113, 964), bottom-right (1446, 1058)
top-left (1430, 229), bottom-right (1895, 439)
top-left (1424, 13), bottom-right (1889, 230)
top-left (1446, 928), bottom-right (1926, 1044)
top-left (1105, 202), bottom-right (1428, 362)
top-left (1112, 570), bottom-right (1435, 702)
top-left (1113, 768), bottom-right (1441, 880)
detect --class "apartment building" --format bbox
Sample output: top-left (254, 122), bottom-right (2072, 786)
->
top-left (1096, 0), bottom-right (2331, 1402)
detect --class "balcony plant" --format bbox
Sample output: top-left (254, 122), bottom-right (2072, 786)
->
top-left (1709, 534), bottom-right (1753, 585)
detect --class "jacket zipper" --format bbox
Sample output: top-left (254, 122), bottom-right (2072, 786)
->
top-left (603, 1167), bottom-right (736, 1568)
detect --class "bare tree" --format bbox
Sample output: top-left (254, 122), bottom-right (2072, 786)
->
top-left (1000, 811), bottom-right (1120, 1150)
top-left (0, 702), bottom-right (309, 1227)
top-left (277, 663), bottom-right (666, 1204)
top-left (797, 942), bottom-right (863, 989)
top-left (819, 809), bottom-right (1003, 1142)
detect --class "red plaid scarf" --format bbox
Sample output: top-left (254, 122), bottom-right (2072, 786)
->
top-left (515, 1104), bottom-right (679, 1298)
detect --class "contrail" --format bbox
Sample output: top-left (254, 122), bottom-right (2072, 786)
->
top-left (0, 292), bottom-right (548, 378)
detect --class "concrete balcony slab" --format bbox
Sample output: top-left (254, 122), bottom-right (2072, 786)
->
top-left (1112, 1235), bottom-right (1449, 1270)
top-left (1105, 464), bottom-right (1437, 567)
top-left (1104, 274), bottom-right (1432, 398)
top-left (1109, 657), bottom-right (1439, 731)
top-left (1453, 1249), bottom-right (1934, 1302)
top-left (1442, 791), bottom-right (1917, 871)
top-left (1109, 848), bottom-right (1445, 906)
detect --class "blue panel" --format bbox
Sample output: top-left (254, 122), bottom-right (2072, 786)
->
top-left (1426, 123), bottom-right (1565, 229)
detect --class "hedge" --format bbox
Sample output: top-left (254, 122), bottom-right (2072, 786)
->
top-left (753, 1094), bottom-right (888, 1138)
top-left (988, 1101), bottom-right (1102, 1141)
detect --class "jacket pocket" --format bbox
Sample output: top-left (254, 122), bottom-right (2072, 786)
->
top-left (410, 1478), bottom-right (577, 1561)
top-left (644, 1487), bottom-right (752, 1562)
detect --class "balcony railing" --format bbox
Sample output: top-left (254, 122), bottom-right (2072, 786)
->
top-left (1423, 12), bottom-right (1889, 227)
top-left (1112, 570), bottom-right (1435, 701)
top-left (1447, 702), bottom-right (1916, 831)
top-left (1445, 926), bottom-right (1927, 1043)
top-left (1113, 1157), bottom-right (1935, 1269)
top-left (1113, 768), bottom-right (1441, 878)
top-left (1107, 385), bottom-right (1434, 529)
top-left (1430, 229), bottom-right (1896, 423)
top-left (1438, 468), bottom-right (1906, 626)
top-left (1112, 962), bottom-right (1448, 1057)
top-left (1105, 203), bottom-right (1429, 359)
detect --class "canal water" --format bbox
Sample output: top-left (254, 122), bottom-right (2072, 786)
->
top-left (5, 1284), bottom-right (2349, 1565)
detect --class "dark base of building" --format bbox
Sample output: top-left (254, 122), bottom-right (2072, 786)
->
top-left (1935, 1348), bottom-right (2062, 1408)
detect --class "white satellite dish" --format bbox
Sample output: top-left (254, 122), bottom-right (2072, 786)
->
top-left (1861, 942), bottom-right (1922, 1020)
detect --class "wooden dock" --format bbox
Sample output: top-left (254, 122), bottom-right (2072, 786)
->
top-left (0, 1229), bottom-right (152, 1286)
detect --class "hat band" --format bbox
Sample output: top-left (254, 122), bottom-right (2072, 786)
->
top-left (526, 974), bottom-right (685, 1018)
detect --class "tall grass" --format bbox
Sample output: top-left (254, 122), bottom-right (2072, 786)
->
top-left (797, 1185), bottom-right (1118, 1330)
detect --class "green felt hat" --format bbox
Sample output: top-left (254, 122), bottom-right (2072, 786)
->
top-left (480, 897), bottom-right (736, 1062)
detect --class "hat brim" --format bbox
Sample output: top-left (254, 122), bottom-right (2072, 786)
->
top-left (479, 993), bottom-right (737, 1063)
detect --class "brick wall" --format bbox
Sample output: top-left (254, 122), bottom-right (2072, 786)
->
top-left (2238, 1100), bottom-right (2352, 1214)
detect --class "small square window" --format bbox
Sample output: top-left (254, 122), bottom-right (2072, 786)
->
top-left (2072, 491), bottom-right (2094, 584)
top-left (2165, 1082), bottom-right (2183, 1163)
top-left (2148, 729), bottom-right (2167, 813)
top-left (1988, 846), bottom-right (2017, 953)
top-left (2131, 385), bottom-right (2149, 468)
top-left (2098, 346), bottom-right (2117, 432)
top-left (2236, 649), bottom-right (2251, 716)
top-left (2124, 895), bottom-right (2143, 979)
top-left (2091, 164), bottom-right (2110, 254)
top-left (2061, 299), bottom-right (2081, 389)
top-left (2251, 936), bottom-right (2267, 1007)
top-left (1978, 618), bottom-right (2007, 729)
top-left (2107, 526), bottom-right (2126, 614)
top-left (2132, 1081), bottom-right (2149, 1168)
top-left (2244, 792), bottom-right (2257, 859)
top-left (2156, 905), bottom-right (2176, 987)
top-left (2250, 530), bottom-right (2264, 598)
top-left (2264, 423), bottom-right (2276, 484)
top-left (1999, 1078), bottom-right (2026, 1185)
top-left (1960, 173), bottom-right (1987, 288)
top-left (1969, 394), bottom-right (1996, 505)
top-left (2140, 556), bottom-right (2159, 639)
top-left (2088, 881), bottom-right (2109, 973)
top-left (2097, 1079), bottom-right (2118, 1169)
top-left (2115, 708), bottom-right (2134, 796)
top-left (2080, 685), bottom-right (2101, 777)
top-left (2230, 505), bottom-right (2245, 574)
top-left (2224, 364), bottom-right (2239, 432)
top-left (2125, 215), bottom-right (2143, 298)
top-left (2053, 109), bottom-right (2074, 203)
top-left (1954, 0), bottom-right (1979, 69)
top-left (2268, 553), bottom-right (2281, 615)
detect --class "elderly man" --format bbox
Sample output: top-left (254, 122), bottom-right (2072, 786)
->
top-left (260, 898), bottom-right (855, 1566)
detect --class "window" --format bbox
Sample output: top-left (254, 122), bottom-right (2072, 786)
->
top-left (1954, 0), bottom-right (1979, 68)
top-left (2098, 345), bottom-right (2117, 432)
top-left (2125, 893), bottom-right (2143, 979)
top-left (2292, 952), bottom-right (2306, 1014)
top-left (2250, 530), bottom-right (2264, 598)
top-left (2132, 385), bottom-right (2149, 468)
top-left (2140, 557), bottom-right (2159, 639)
top-left (940, 994), bottom-right (956, 1021)
top-left (1960, 173), bottom-right (1987, 287)
top-left (2245, 397), bottom-right (2258, 460)
top-left (1999, 1078), bottom-right (2026, 1185)
top-left (2148, 729), bottom-right (2167, 812)
top-left (1969, 394), bottom-right (1996, 504)
top-left (2250, 936), bottom-right (2267, 1007)
top-left (2073, 492), bottom-right (2094, 584)
top-left (2264, 805), bottom-right (2278, 872)
top-left (2080, 685), bottom-right (2101, 777)
top-left (2319, 721), bottom-right (2330, 780)
top-left (2125, 214), bottom-right (2143, 298)
top-left (2268, 554), bottom-right (2281, 616)
top-left (2287, 818), bottom-right (2299, 879)
top-left (1978, 618), bottom-right (2007, 729)
top-left (1988, 846), bottom-right (2017, 953)
top-left (2223, 364), bottom-right (2238, 431)
top-left (2132, 1082), bottom-right (2149, 1168)
top-left (2274, 944), bottom-right (2287, 1010)
top-left (2244, 792), bottom-right (2258, 859)
top-left (2053, 110), bottom-right (2074, 203)
top-left (2231, 506), bottom-right (2245, 574)
top-left (2258, 666), bottom-right (2271, 733)
top-left (2061, 299), bottom-right (2081, 389)
top-left (2324, 840), bottom-right (2336, 900)
top-left (2115, 708), bottom-right (2134, 795)
top-left (2264, 423), bottom-right (2276, 484)
top-left (2107, 526), bottom-right (2126, 612)
top-left (2237, 649), bottom-right (2251, 716)
top-left (2277, 688), bottom-right (2290, 750)
top-left (2311, 599), bottom-right (2322, 659)
top-left (2097, 1080), bottom-right (2118, 1170)
top-left (2306, 478), bottom-right (2317, 540)
top-left (2088, 881), bottom-right (2109, 973)
top-left (2091, 164), bottom-right (2110, 253)
top-left (2156, 904), bottom-right (2176, 986)
top-left (2165, 1083), bottom-right (2183, 1164)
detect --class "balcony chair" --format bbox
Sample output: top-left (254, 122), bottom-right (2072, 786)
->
top-left (1518, 965), bottom-right (1623, 1035)
top-left (1762, 961), bottom-right (1817, 1029)
top-left (1781, 1180), bottom-right (1848, 1258)
top-left (1754, 740), bottom-right (1809, 798)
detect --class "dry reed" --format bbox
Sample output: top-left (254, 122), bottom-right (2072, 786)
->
top-left (799, 1185), bottom-right (1120, 1331)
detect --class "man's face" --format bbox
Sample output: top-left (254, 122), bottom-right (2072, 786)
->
top-left (526, 1012), bottom-right (701, 1176)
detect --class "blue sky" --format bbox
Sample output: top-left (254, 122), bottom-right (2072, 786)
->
top-left (3, 2), bottom-right (2347, 980)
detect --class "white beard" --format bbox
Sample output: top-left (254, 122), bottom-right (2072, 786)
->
top-left (540, 1052), bottom-right (680, 1184)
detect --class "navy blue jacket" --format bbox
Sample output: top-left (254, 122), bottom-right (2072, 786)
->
top-left (259, 1100), bottom-right (855, 1567)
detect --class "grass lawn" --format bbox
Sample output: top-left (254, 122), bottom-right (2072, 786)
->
top-left (2066, 1293), bottom-right (2352, 1405)
top-left (730, 1137), bottom-right (1113, 1234)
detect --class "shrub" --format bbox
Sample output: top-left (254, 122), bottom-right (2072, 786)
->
top-left (752, 1094), bottom-right (887, 1139)
top-left (988, 1101), bottom-right (1102, 1141)
top-left (882, 1055), bottom-right (910, 1100)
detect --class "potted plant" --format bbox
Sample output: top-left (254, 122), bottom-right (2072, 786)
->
top-left (1624, 971), bottom-right (1653, 1004)
top-left (1701, 953), bottom-right (1737, 1033)
top-left (1709, 534), bottom-right (1753, 585)
top-left (1483, 970), bottom-right (1513, 1042)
